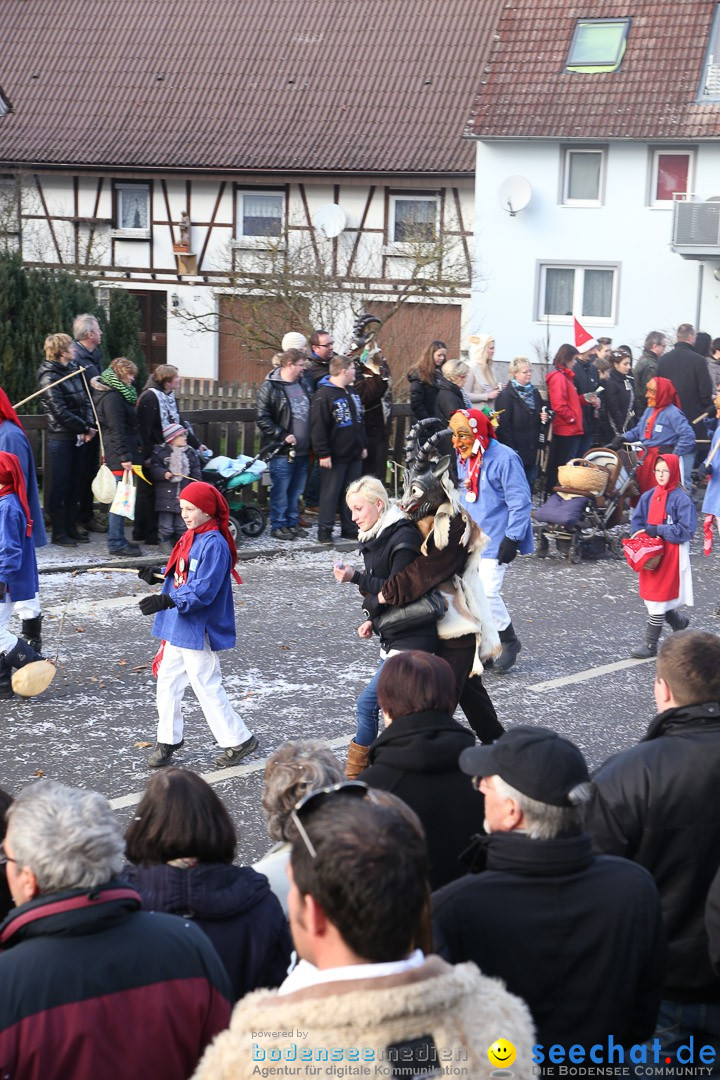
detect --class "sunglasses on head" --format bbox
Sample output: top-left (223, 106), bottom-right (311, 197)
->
top-left (290, 781), bottom-right (370, 859)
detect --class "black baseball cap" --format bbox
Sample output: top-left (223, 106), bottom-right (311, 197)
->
top-left (459, 726), bottom-right (590, 808)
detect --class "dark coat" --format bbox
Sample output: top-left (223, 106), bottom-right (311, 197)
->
top-left (573, 356), bottom-right (600, 436)
top-left (148, 442), bottom-right (203, 512)
top-left (122, 862), bottom-right (292, 1002)
top-left (72, 340), bottom-right (102, 381)
top-left (634, 349), bottom-right (659, 416)
top-left (310, 377), bottom-right (365, 463)
top-left (588, 700), bottom-right (720, 1002)
top-left (354, 362), bottom-right (389, 440)
top-left (136, 381), bottom-right (199, 461)
top-left (353, 512), bottom-right (437, 654)
top-left (603, 366), bottom-right (637, 437)
top-left (495, 383), bottom-right (543, 469)
top-left (360, 709), bottom-right (485, 889)
top-left (432, 831), bottom-right (664, 1048)
top-left (256, 369), bottom-right (311, 453)
top-left (408, 369), bottom-right (441, 421)
top-left (434, 375), bottom-right (466, 423)
top-left (0, 882), bottom-right (232, 1080)
top-left (92, 381), bottom-right (143, 471)
top-left (658, 341), bottom-right (715, 437)
top-left (37, 359), bottom-right (93, 440)
top-left (306, 353), bottom-right (331, 390)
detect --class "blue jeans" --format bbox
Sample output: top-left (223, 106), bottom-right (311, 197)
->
top-left (641, 1000), bottom-right (720, 1077)
top-left (48, 439), bottom-right (82, 535)
top-left (355, 659), bottom-right (385, 746)
top-left (269, 454), bottom-right (309, 530)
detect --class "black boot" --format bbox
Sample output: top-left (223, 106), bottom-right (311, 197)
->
top-left (494, 623), bottom-right (522, 674)
top-left (631, 621), bottom-right (663, 659)
top-left (665, 609), bottom-right (690, 632)
top-left (20, 616), bottom-right (43, 652)
top-left (0, 655), bottom-right (12, 699)
top-left (51, 512), bottom-right (76, 547)
top-left (3, 637), bottom-right (43, 670)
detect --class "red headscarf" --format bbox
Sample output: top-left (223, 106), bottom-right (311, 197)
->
top-left (647, 454), bottom-right (681, 526)
top-left (0, 450), bottom-right (33, 536)
top-left (0, 387), bottom-right (23, 430)
top-left (644, 377), bottom-right (681, 439)
top-left (165, 481), bottom-right (241, 585)
top-left (449, 409), bottom-right (496, 502)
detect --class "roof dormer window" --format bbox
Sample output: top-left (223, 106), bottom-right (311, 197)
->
top-left (565, 18), bottom-right (631, 74)
top-left (699, 3), bottom-right (720, 101)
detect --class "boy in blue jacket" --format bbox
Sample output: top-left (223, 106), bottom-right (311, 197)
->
top-left (139, 481), bottom-right (257, 768)
top-left (0, 452), bottom-right (44, 698)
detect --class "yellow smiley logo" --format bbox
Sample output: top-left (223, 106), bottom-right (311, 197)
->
top-left (488, 1039), bottom-right (516, 1068)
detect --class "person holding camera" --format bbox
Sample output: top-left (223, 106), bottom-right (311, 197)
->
top-left (256, 348), bottom-right (311, 541)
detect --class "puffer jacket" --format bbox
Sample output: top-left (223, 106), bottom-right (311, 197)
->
top-left (92, 380), bottom-right (143, 471)
top-left (588, 701), bottom-right (720, 1002)
top-left (37, 359), bottom-right (94, 440)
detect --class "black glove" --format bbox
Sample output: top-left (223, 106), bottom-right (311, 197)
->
top-left (0, 582), bottom-right (6, 603)
top-left (139, 594), bottom-right (176, 616)
top-left (705, 463), bottom-right (714, 478)
top-left (138, 566), bottom-right (164, 585)
top-left (644, 524), bottom-right (659, 538)
top-left (608, 435), bottom-right (624, 451)
top-left (497, 537), bottom-right (519, 565)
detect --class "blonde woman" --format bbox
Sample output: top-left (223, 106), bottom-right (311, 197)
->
top-left (92, 357), bottom-right (144, 556)
top-left (465, 334), bottom-right (501, 405)
top-left (495, 357), bottom-right (546, 489)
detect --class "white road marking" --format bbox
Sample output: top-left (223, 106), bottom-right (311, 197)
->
top-left (528, 657), bottom-right (653, 693)
top-left (108, 733), bottom-right (354, 811)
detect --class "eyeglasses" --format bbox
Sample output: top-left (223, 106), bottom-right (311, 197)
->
top-left (290, 781), bottom-right (370, 859)
top-left (317, 341), bottom-right (334, 349)
top-left (0, 841), bottom-right (17, 867)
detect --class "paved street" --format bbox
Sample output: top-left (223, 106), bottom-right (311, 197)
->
top-left (2, 528), bottom-right (719, 865)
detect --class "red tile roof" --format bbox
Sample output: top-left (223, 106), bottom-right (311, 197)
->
top-left (468, 0), bottom-right (720, 141)
top-left (0, 0), bottom-right (504, 175)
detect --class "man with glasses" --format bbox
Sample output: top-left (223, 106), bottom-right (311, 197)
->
top-left (193, 784), bottom-right (535, 1079)
top-left (256, 348), bottom-right (311, 540)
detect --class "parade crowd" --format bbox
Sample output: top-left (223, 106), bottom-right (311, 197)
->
top-left (1, 315), bottom-right (720, 1078)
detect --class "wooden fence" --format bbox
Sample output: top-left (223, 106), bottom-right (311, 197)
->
top-left (20, 404), bottom-right (415, 506)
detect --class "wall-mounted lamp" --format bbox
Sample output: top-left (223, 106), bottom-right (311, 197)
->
top-left (171, 292), bottom-right (180, 309)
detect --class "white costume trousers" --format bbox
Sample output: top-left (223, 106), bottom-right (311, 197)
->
top-left (0, 596), bottom-right (19, 654)
top-left (478, 558), bottom-right (511, 632)
top-left (14, 592), bottom-right (42, 620)
top-left (156, 639), bottom-right (251, 748)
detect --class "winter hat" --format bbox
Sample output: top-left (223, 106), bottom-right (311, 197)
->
top-left (163, 423), bottom-right (186, 443)
top-left (179, 480), bottom-right (239, 571)
top-left (0, 450), bottom-right (33, 536)
top-left (281, 332), bottom-right (308, 352)
top-left (459, 725), bottom-right (591, 808)
top-left (573, 317), bottom-right (598, 354)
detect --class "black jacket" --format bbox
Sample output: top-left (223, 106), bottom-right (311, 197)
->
top-left (92, 381), bottom-right (143, 470)
top-left (310, 377), bottom-right (365, 463)
top-left (408, 369), bottom-right (441, 422)
top-left (634, 349), bottom-right (659, 417)
top-left (434, 375), bottom-right (466, 423)
top-left (588, 700), bottom-right (720, 1002)
top-left (37, 359), bottom-right (94, 440)
top-left (354, 362), bottom-right (389, 440)
top-left (353, 513), bottom-right (437, 654)
top-left (306, 352), bottom-right (331, 390)
top-left (658, 341), bottom-right (715, 436)
top-left (495, 383), bottom-right (543, 469)
top-left (573, 356), bottom-right (600, 436)
top-left (360, 709), bottom-right (485, 889)
top-left (136, 381), bottom-right (199, 461)
top-left (256, 369), bottom-right (311, 454)
top-left (122, 862), bottom-right (292, 1003)
top-left (148, 443), bottom-right (203, 512)
top-left (432, 831), bottom-right (665, 1048)
top-left (72, 341), bottom-right (102, 381)
top-left (603, 366), bottom-right (636, 437)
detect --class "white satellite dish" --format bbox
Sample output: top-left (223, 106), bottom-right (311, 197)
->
top-left (313, 203), bottom-right (347, 238)
top-left (497, 176), bottom-right (533, 217)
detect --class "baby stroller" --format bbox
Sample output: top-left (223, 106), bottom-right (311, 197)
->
top-left (533, 446), bottom-right (640, 563)
top-left (202, 442), bottom-right (283, 541)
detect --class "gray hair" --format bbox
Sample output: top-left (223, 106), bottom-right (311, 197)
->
top-left (492, 774), bottom-right (589, 840)
top-left (507, 356), bottom-right (532, 378)
top-left (72, 313), bottom-right (100, 341)
top-left (345, 475), bottom-right (389, 512)
top-left (7, 780), bottom-right (125, 893)
top-left (442, 359), bottom-right (469, 383)
top-left (262, 740), bottom-right (344, 842)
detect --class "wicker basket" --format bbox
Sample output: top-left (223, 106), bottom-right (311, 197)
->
top-left (557, 458), bottom-right (610, 496)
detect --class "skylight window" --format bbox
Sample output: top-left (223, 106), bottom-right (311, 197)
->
top-left (565, 19), bottom-right (631, 74)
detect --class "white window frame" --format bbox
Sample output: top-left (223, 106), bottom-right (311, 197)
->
top-left (234, 189), bottom-right (285, 249)
top-left (112, 183), bottom-right (151, 239)
top-left (536, 262), bottom-right (619, 326)
top-left (388, 194), bottom-right (439, 247)
top-left (561, 148), bottom-right (606, 207)
top-left (649, 149), bottom-right (695, 208)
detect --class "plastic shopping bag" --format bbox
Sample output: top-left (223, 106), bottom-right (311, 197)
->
top-left (109, 469), bottom-right (136, 520)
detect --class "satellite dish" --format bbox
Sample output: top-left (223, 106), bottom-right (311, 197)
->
top-left (313, 203), bottom-right (347, 238)
top-left (497, 176), bottom-right (533, 217)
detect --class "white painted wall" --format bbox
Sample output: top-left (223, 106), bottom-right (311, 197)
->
top-left (472, 140), bottom-right (720, 367)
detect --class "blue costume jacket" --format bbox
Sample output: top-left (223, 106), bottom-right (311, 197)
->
top-left (457, 439), bottom-right (534, 559)
top-left (0, 421), bottom-right (47, 548)
top-left (0, 493), bottom-right (40, 602)
top-left (702, 426), bottom-right (720, 518)
top-left (623, 406), bottom-right (695, 457)
top-left (152, 531), bottom-right (236, 651)
top-left (630, 486), bottom-right (697, 543)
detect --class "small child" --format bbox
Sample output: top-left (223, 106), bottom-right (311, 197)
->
top-left (138, 480), bottom-right (257, 769)
top-left (629, 454), bottom-right (697, 658)
top-left (0, 451), bottom-right (43, 698)
top-left (148, 423), bottom-right (202, 552)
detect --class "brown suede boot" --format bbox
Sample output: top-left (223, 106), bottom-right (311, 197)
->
top-left (345, 740), bottom-right (370, 779)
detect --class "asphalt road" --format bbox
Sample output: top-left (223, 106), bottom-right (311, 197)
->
top-left (2, 525), bottom-right (719, 865)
